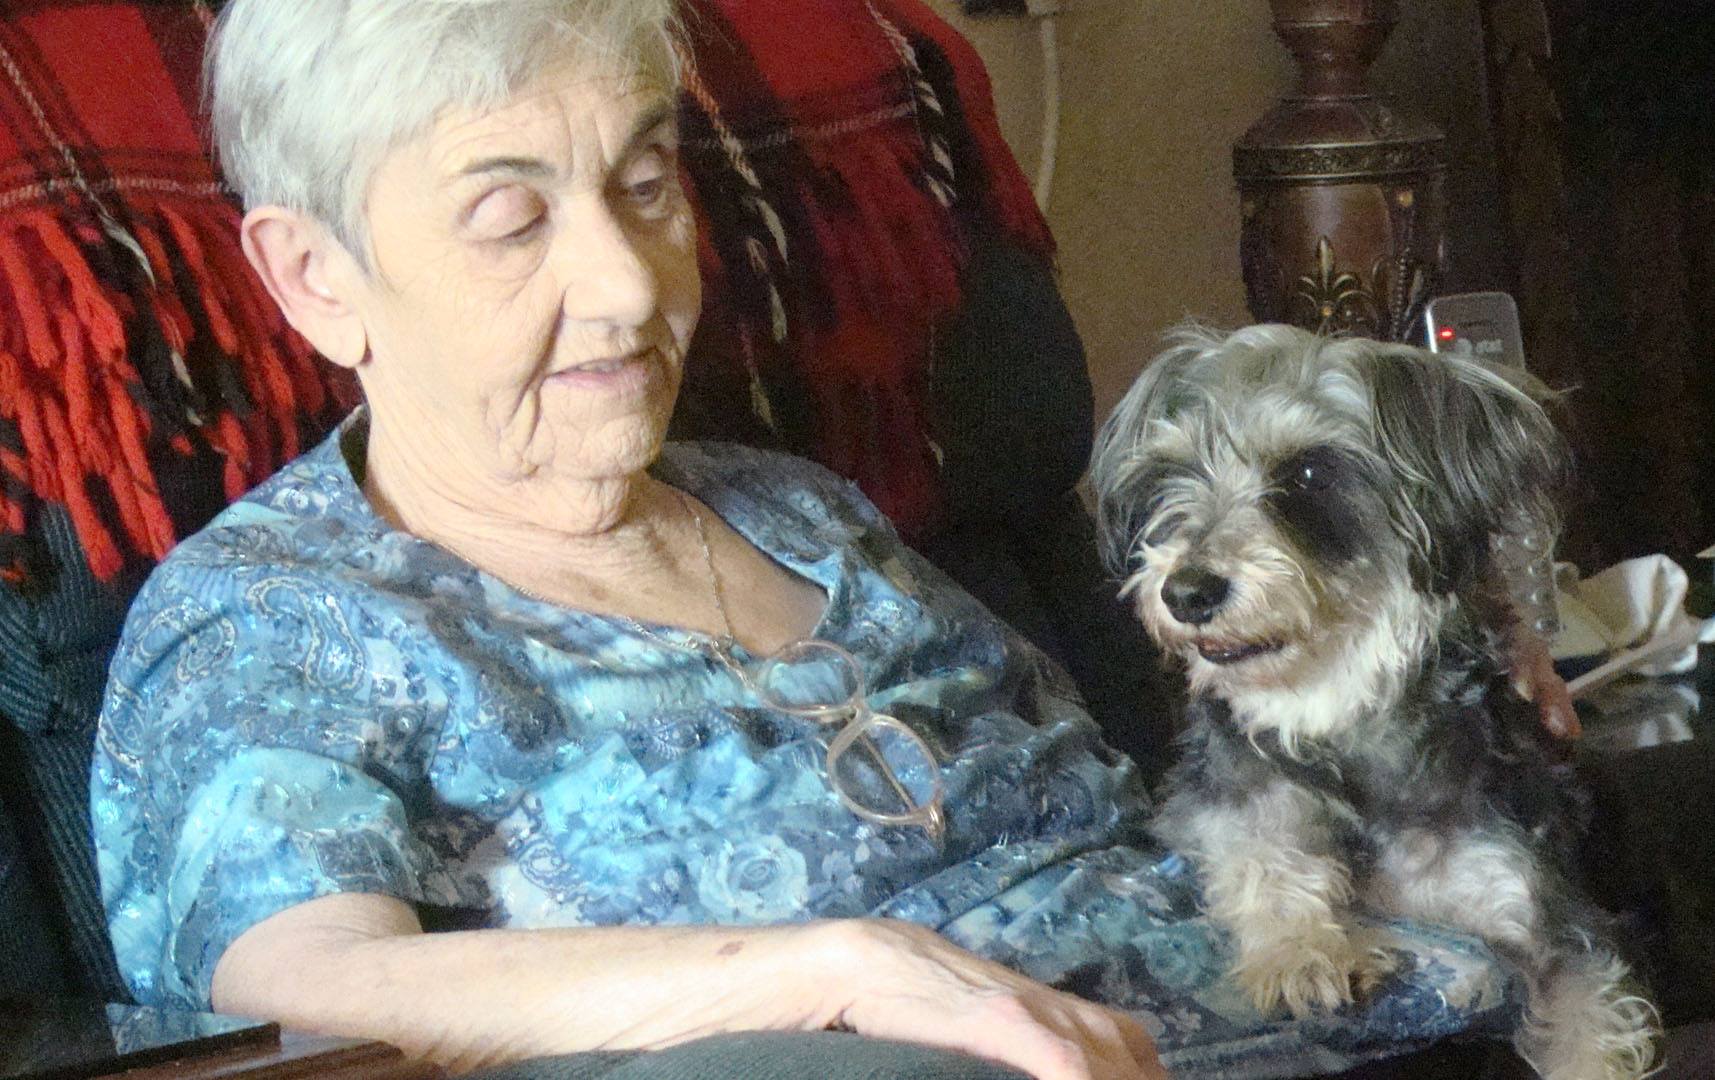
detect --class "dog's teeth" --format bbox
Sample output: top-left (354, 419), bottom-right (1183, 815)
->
top-left (1195, 638), bottom-right (1281, 665)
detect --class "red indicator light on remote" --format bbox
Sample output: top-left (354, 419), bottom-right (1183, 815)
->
top-left (1437, 327), bottom-right (1457, 340)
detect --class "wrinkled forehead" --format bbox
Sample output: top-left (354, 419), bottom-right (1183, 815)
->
top-left (1147, 357), bottom-right (1374, 467)
top-left (417, 60), bottom-right (673, 173)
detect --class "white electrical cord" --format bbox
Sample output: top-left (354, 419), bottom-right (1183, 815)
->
top-left (1032, 10), bottom-right (1061, 211)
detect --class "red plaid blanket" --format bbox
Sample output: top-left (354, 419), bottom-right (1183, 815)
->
top-left (0, 0), bottom-right (1050, 586)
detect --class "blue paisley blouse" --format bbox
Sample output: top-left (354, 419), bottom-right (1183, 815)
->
top-left (93, 412), bottom-right (1517, 1077)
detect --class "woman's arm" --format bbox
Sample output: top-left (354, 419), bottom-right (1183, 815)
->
top-left (213, 893), bottom-right (1163, 1080)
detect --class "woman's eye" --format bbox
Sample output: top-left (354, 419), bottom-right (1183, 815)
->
top-left (627, 176), bottom-right (666, 206)
top-left (468, 187), bottom-right (546, 243)
top-left (619, 149), bottom-right (676, 212)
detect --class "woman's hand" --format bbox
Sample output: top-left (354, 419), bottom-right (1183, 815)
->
top-left (1510, 631), bottom-right (1581, 739)
top-left (824, 919), bottom-right (1167, 1080)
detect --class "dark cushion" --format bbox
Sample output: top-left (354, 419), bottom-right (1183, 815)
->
top-left (920, 233), bottom-right (1171, 766)
top-left (929, 234), bottom-right (1094, 521)
top-left (466, 1031), bottom-right (1029, 1080)
top-left (0, 777), bottom-right (69, 999)
top-left (0, 505), bottom-right (143, 1001)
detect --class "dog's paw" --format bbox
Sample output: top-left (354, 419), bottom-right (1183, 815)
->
top-left (1519, 949), bottom-right (1660, 1080)
top-left (1351, 944), bottom-right (1399, 998)
top-left (1235, 933), bottom-right (1392, 1019)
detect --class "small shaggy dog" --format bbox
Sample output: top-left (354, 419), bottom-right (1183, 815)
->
top-left (1090, 325), bottom-right (1657, 1079)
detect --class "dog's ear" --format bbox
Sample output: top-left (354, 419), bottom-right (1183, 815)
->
top-left (1363, 345), bottom-right (1571, 596)
top-left (1090, 326), bottom-right (1215, 575)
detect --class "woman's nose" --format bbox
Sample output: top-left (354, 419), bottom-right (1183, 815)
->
top-left (556, 209), bottom-right (660, 329)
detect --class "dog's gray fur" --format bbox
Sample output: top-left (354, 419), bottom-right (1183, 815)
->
top-left (1092, 324), bottom-right (1657, 1079)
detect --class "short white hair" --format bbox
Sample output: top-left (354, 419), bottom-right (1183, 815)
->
top-left (208, 0), bottom-right (680, 259)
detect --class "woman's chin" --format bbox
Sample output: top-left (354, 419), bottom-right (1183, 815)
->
top-left (523, 407), bottom-right (673, 488)
top-left (530, 359), bottom-right (679, 465)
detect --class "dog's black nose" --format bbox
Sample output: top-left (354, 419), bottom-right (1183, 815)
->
top-left (1162, 566), bottom-right (1230, 625)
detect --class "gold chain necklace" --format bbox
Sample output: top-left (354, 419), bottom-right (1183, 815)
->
top-left (433, 488), bottom-right (738, 659)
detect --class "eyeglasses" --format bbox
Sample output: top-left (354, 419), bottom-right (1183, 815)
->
top-left (747, 640), bottom-right (946, 843)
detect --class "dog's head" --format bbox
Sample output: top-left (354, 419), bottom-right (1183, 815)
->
top-left (1091, 324), bottom-right (1568, 726)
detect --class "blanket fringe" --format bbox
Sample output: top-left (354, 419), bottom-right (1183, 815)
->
top-left (0, 197), bottom-right (350, 584)
top-left (884, 0), bottom-right (1054, 259)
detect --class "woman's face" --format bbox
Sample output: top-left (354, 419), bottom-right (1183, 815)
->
top-left (351, 59), bottom-right (700, 490)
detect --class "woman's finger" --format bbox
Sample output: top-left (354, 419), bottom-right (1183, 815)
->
top-left (1107, 1010), bottom-right (1165, 1078)
top-left (940, 991), bottom-right (1155, 1080)
top-left (1534, 655), bottom-right (1580, 738)
top-left (1510, 632), bottom-right (1580, 738)
top-left (1071, 1003), bottom-right (1164, 1080)
top-left (960, 997), bottom-right (1102, 1080)
top-left (1527, 640), bottom-right (1580, 738)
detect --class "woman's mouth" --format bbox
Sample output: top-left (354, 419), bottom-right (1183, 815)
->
top-left (1193, 637), bottom-right (1284, 665)
top-left (574, 356), bottom-right (635, 374)
top-left (548, 350), bottom-right (656, 394)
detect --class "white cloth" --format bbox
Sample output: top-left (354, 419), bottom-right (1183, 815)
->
top-left (1551, 555), bottom-right (1715, 676)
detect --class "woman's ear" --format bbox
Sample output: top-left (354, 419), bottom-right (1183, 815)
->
top-left (240, 207), bottom-right (370, 369)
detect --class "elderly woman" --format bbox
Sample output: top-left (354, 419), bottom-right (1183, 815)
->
top-left (93, 2), bottom-right (1161, 1076)
top-left (91, 2), bottom-right (1515, 1079)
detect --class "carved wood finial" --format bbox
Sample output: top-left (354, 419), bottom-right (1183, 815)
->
top-left (1235, 0), bottom-right (1445, 341)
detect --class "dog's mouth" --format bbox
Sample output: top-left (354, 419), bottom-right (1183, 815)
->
top-left (1193, 637), bottom-right (1284, 665)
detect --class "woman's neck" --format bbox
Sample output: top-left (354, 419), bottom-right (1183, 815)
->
top-left (360, 408), bottom-right (686, 592)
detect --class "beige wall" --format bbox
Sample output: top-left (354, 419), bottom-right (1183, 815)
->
top-left (923, 1), bottom-right (1510, 426)
top-left (924, 1), bottom-right (1291, 423)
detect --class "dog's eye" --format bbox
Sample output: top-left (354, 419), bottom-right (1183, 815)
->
top-left (1281, 449), bottom-right (1345, 493)
top-left (1294, 461), bottom-right (1330, 490)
